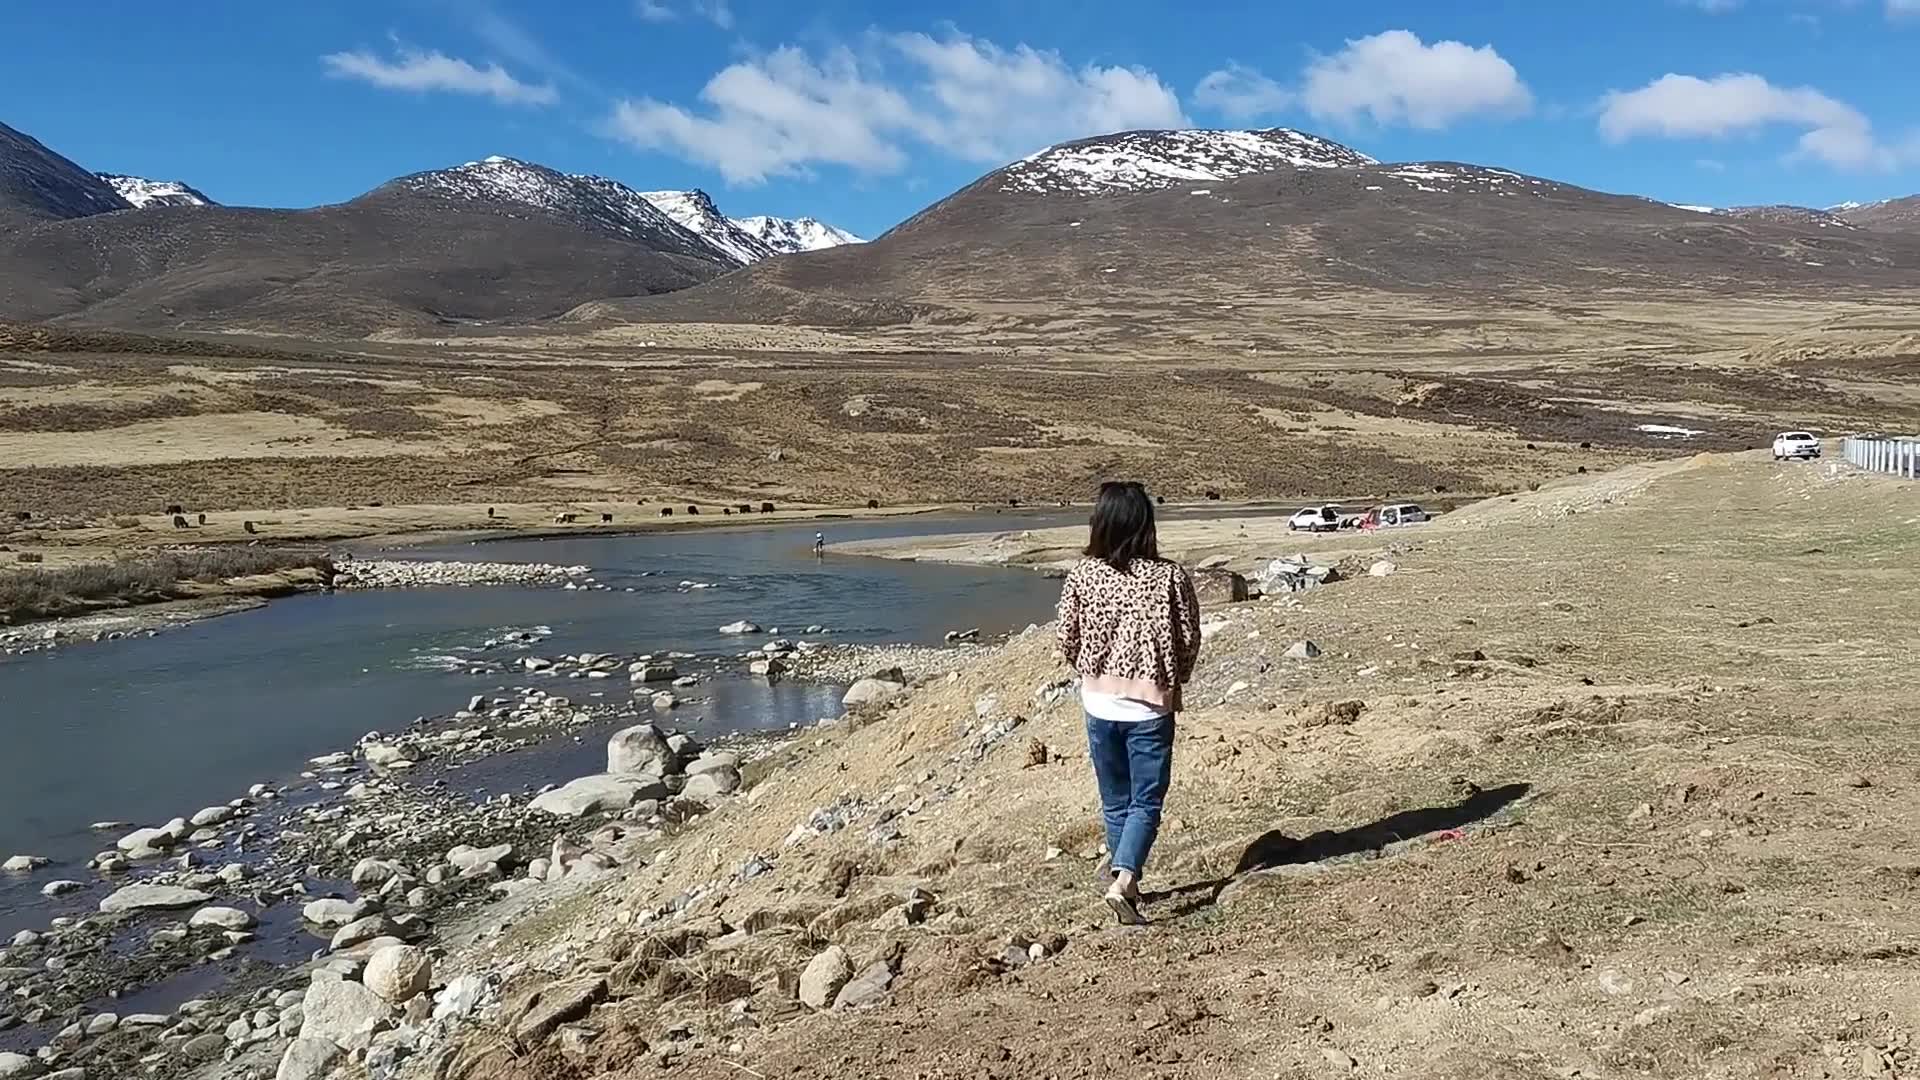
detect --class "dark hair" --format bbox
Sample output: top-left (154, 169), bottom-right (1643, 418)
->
top-left (1085, 481), bottom-right (1159, 569)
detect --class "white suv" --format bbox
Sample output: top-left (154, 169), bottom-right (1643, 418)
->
top-left (1288, 506), bottom-right (1343, 533)
top-left (1772, 432), bottom-right (1821, 461)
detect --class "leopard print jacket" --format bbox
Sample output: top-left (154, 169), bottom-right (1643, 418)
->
top-left (1055, 557), bottom-right (1203, 694)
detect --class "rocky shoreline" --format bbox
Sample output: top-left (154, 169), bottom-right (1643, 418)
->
top-left (0, 597), bottom-right (271, 658)
top-left (0, 618), bottom-right (999, 1080)
top-left (330, 560), bottom-right (593, 591)
top-left (0, 560), bottom-right (602, 661)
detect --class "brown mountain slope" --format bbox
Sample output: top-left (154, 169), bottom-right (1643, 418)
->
top-left (0, 121), bottom-right (130, 222)
top-left (0, 189), bottom-right (733, 336)
top-left (581, 154), bottom-right (1920, 328)
top-left (1840, 195), bottom-right (1920, 232)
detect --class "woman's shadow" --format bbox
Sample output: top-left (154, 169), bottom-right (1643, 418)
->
top-left (1148, 782), bottom-right (1532, 916)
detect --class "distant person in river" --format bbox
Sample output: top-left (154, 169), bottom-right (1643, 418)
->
top-left (813, 532), bottom-right (825, 557)
top-left (1055, 480), bottom-right (1202, 924)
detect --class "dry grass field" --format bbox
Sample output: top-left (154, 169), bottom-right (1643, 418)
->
top-left (2, 291), bottom-right (1915, 622)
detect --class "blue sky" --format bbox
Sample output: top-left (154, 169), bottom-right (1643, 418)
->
top-left (4, 0), bottom-right (1917, 236)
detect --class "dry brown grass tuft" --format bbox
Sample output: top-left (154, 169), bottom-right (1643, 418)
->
top-left (0, 547), bottom-right (332, 622)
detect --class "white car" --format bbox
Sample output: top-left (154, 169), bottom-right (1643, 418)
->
top-left (1288, 506), bottom-right (1343, 533)
top-left (1772, 432), bottom-right (1822, 461)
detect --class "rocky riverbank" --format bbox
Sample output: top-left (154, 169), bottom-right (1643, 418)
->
top-left (0, 643), bottom-right (800, 1080)
top-left (0, 596), bottom-right (273, 658)
top-left (331, 561), bottom-right (592, 591)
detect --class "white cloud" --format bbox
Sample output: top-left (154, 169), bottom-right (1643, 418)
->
top-left (693, 0), bottom-right (734, 29)
top-left (1198, 30), bottom-right (1530, 129)
top-left (635, 0), bottom-right (675, 20)
top-left (1597, 72), bottom-right (1913, 171)
top-left (1681, 0), bottom-right (1743, 11)
top-left (889, 33), bottom-right (1185, 161)
top-left (1891, 0), bottom-right (1920, 16)
top-left (605, 32), bottom-right (1186, 183)
top-left (1297, 30), bottom-right (1532, 129)
top-left (321, 46), bottom-right (557, 106)
top-left (1192, 63), bottom-right (1293, 120)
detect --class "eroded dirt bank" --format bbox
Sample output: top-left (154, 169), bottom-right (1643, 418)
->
top-left (346, 452), bottom-right (1920, 1080)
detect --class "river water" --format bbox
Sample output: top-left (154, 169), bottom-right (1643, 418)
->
top-left (0, 513), bottom-right (1070, 933)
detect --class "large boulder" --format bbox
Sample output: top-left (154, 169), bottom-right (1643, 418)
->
top-left (834, 961), bottom-right (896, 1009)
top-left (330, 914), bottom-right (402, 951)
top-left (1191, 568), bottom-right (1250, 606)
top-left (627, 663), bottom-right (677, 685)
top-left (98, 884), bottom-right (211, 915)
top-left (446, 844), bottom-right (513, 876)
top-left (115, 826), bottom-right (179, 854)
top-left (3, 855), bottom-right (49, 873)
top-left (681, 767), bottom-right (741, 801)
top-left (351, 858), bottom-right (404, 889)
top-left (300, 976), bottom-right (392, 1052)
top-left (189, 805), bottom-right (237, 828)
top-left (188, 906), bottom-right (258, 932)
top-left (363, 743), bottom-right (419, 768)
top-left (606, 725), bottom-right (672, 776)
top-left (799, 946), bottom-right (854, 1010)
top-left (302, 897), bottom-right (378, 928)
top-left (842, 677), bottom-right (908, 710)
top-left (0, 1051), bottom-right (39, 1078)
top-left (362, 945), bottom-right (433, 1004)
top-left (529, 774), bottom-right (670, 818)
top-left (276, 1038), bottom-right (342, 1080)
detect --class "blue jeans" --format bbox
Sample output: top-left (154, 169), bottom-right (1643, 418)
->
top-left (1085, 713), bottom-right (1175, 878)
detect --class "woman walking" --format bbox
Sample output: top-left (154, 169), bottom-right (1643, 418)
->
top-left (1056, 481), bottom-right (1203, 924)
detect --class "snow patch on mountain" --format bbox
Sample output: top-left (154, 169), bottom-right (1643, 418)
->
top-left (640, 190), bottom-right (776, 264)
top-left (385, 156), bottom-right (726, 262)
top-left (1716, 204), bottom-right (1855, 229)
top-left (734, 215), bottom-right (865, 255)
top-left (98, 174), bottom-right (215, 209)
top-left (1375, 163), bottom-right (1553, 198)
top-left (999, 128), bottom-right (1378, 196)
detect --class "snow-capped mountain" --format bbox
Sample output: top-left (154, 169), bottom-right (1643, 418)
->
top-left (379, 158), bottom-right (860, 266)
top-left (1717, 204), bottom-right (1854, 229)
top-left (378, 156), bottom-right (725, 262)
top-left (734, 215), bottom-right (865, 254)
top-left (997, 128), bottom-right (1379, 196)
top-left (0, 120), bottom-right (131, 219)
top-left (639, 190), bottom-right (777, 264)
top-left (98, 174), bottom-right (215, 209)
top-left (1834, 195), bottom-right (1920, 232)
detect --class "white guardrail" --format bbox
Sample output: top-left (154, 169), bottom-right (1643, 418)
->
top-left (1842, 435), bottom-right (1920, 479)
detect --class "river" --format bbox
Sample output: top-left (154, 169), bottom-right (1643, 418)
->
top-left (0, 513), bottom-right (1071, 934)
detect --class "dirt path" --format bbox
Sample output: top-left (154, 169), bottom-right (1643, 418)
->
top-left (381, 452), bottom-right (1920, 1080)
